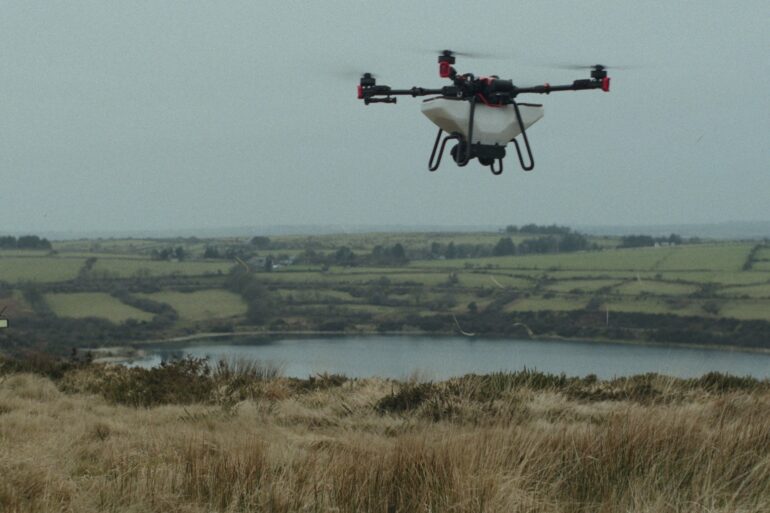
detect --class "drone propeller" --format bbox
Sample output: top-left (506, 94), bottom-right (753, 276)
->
top-left (438, 49), bottom-right (489, 59)
top-left (327, 69), bottom-right (379, 80)
top-left (416, 48), bottom-right (512, 60)
top-left (547, 63), bottom-right (637, 71)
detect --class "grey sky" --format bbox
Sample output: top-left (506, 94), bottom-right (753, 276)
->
top-left (1, 1), bottom-right (768, 234)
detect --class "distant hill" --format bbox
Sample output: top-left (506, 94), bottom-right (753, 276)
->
top-left (578, 221), bottom-right (770, 240)
top-left (9, 221), bottom-right (770, 241)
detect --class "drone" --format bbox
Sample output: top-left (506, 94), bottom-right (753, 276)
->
top-left (357, 50), bottom-right (611, 175)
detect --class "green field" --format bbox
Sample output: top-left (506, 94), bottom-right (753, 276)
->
top-left (545, 279), bottom-right (620, 293)
top-left (91, 258), bottom-right (233, 278)
top-left (505, 295), bottom-right (587, 312)
top-left (719, 283), bottom-right (770, 299)
top-left (604, 297), bottom-right (705, 316)
top-left (45, 292), bottom-right (154, 323)
top-left (615, 280), bottom-right (699, 296)
top-left (136, 290), bottom-right (246, 321)
top-left (0, 256), bottom-right (85, 283)
top-left (719, 300), bottom-right (770, 321)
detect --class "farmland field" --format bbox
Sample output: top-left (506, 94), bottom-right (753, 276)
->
top-left (0, 256), bottom-right (85, 283)
top-left (615, 280), bottom-right (699, 296)
top-left (45, 292), bottom-right (154, 323)
top-left (719, 283), bottom-right (770, 299)
top-left (545, 279), bottom-right (620, 293)
top-left (91, 258), bottom-right (233, 278)
top-left (136, 290), bottom-right (246, 321)
top-left (505, 295), bottom-right (587, 312)
top-left (719, 300), bottom-right (770, 322)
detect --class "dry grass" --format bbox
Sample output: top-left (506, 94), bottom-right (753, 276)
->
top-left (0, 362), bottom-right (769, 512)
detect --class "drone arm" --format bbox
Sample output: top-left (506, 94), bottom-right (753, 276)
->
top-left (513, 77), bottom-right (610, 96)
top-left (359, 85), bottom-right (458, 104)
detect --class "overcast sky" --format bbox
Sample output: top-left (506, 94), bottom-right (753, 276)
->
top-left (1, 1), bottom-right (768, 234)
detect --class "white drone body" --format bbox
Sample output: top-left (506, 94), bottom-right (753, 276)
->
top-left (420, 98), bottom-right (543, 146)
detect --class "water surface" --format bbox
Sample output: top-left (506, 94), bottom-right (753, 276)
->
top-left (126, 335), bottom-right (770, 380)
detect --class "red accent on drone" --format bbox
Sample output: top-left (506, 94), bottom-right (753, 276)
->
top-left (601, 77), bottom-right (611, 92)
top-left (357, 84), bottom-right (363, 99)
top-left (439, 61), bottom-right (451, 78)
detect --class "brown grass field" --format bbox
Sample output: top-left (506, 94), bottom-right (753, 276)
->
top-left (1, 360), bottom-right (769, 513)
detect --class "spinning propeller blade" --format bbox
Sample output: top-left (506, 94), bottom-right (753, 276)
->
top-left (416, 48), bottom-right (514, 60)
top-left (325, 68), bottom-right (379, 80)
top-left (546, 63), bottom-right (638, 71)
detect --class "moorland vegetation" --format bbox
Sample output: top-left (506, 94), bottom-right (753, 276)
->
top-left (0, 355), bottom-right (768, 512)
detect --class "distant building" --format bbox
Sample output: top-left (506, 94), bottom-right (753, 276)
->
top-left (248, 256), bottom-right (267, 268)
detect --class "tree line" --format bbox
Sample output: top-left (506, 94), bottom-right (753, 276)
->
top-left (0, 235), bottom-right (52, 250)
top-left (619, 234), bottom-right (683, 248)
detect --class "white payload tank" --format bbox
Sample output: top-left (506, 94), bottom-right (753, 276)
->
top-left (420, 98), bottom-right (544, 146)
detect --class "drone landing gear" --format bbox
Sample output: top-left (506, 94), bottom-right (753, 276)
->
top-left (428, 129), bottom-right (462, 171)
top-left (427, 98), bottom-right (535, 174)
top-left (510, 101), bottom-right (535, 171)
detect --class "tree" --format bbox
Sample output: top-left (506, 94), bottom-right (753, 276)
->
top-left (203, 246), bottom-right (221, 259)
top-left (619, 235), bottom-right (655, 248)
top-left (250, 236), bottom-right (271, 249)
top-left (445, 242), bottom-right (457, 259)
top-left (390, 243), bottom-right (407, 264)
top-left (559, 233), bottom-right (589, 252)
top-left (225, 268), bottom-right (273, 324)
top-left (334, 246), bottom-right (356, 266)
top-left (493, 237), bottom-right (516, 256)
top-left (173, 246), bottom-right (186, 261)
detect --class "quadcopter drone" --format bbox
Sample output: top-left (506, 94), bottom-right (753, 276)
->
top-left (357, 50), bottom-right (611, 175)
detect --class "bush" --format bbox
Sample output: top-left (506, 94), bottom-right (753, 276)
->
top-left (376, 382), bottom-right (437, 414)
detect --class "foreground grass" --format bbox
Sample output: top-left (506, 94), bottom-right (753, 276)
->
top-left (0, 358), bottom-right (769, 512)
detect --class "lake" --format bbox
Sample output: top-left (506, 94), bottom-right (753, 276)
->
top-left (125, 335), bottom-right (770, 380)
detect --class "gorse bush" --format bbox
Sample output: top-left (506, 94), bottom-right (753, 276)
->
top-left (65, 357), bottom-right (214, 407)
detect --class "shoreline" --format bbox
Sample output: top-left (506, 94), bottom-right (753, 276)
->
top-left (140, 329), bottom-right (770, 354)
top-left (87, 328), bottom-right (770, 364)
